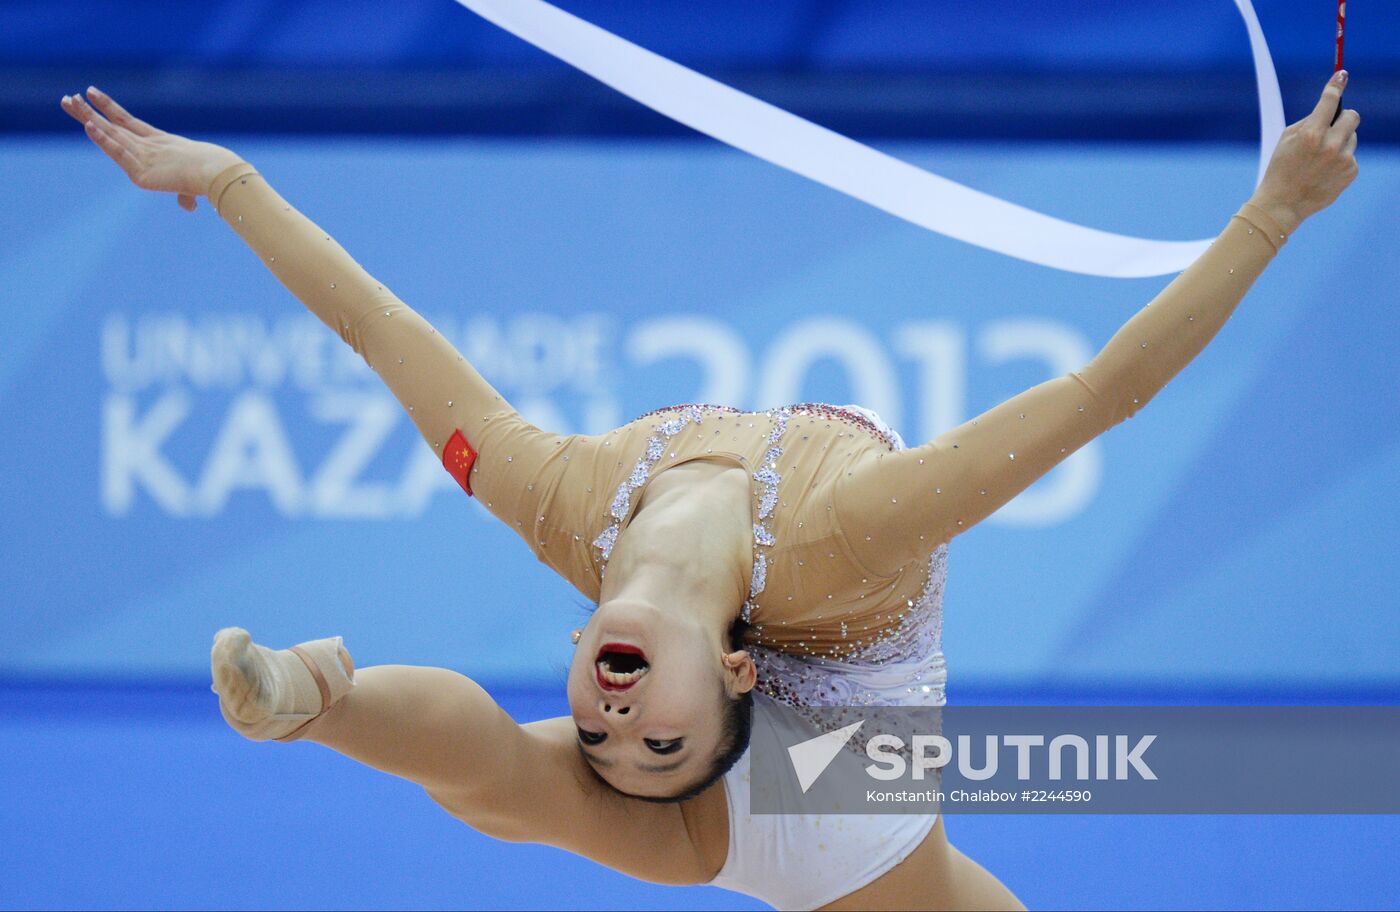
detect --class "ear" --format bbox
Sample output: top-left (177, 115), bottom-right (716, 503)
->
top-left (721, 649), bottom-right (757, 695)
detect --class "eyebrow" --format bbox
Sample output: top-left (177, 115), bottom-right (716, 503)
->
top-left (578, 744), bottom-right (686, 775)
top-left (579, 745), bottom-right (614, 768)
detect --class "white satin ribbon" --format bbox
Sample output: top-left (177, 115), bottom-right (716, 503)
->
top-left (451, 0), bottom-right (1284, 278)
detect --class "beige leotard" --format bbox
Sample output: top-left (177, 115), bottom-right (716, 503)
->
top-left (208, 161), bottom-right (1288, 663)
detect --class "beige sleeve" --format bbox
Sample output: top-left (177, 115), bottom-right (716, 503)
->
top-left (833, 202), bottom-right (1290, 576)
top-left (206, 162), bottom-right (602, 585)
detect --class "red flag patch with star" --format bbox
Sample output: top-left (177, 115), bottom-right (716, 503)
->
top-left (442, 429), bottom-right (477, 496)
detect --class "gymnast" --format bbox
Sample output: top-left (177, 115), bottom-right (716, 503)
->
top-left (61, 72), bottom-right (1358, 911)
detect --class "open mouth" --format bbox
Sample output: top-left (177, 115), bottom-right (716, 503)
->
top-left (595, 643), bottom-right (650, 691)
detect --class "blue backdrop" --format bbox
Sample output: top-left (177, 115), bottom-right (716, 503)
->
top-left (4, 40), bottom-right (1400, 901)
top-left (5, 0), bottom-right (1396, 72)
top-left (6, 4), bottom-right (1400, 909)
top-left (3, 137), bottom-right (1398, 690)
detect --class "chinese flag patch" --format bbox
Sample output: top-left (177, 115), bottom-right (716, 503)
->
top-left (442, 429), bottom-right (478, 496)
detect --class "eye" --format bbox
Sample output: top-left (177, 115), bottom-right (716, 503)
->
top-left (644, 737), bottom-right (683, 755)
top-left (577, 728), bottom-right (607, 746)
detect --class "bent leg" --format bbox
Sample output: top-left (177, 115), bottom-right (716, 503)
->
top-left (214, 624), bottom-right (523, 798)
top-left (297, 664), bottom-right (512, 796)
top-left (212, 630), bottom-right (730, 884)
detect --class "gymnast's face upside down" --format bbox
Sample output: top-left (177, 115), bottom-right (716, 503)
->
top-left (566, 597), bottom-right (756, 801)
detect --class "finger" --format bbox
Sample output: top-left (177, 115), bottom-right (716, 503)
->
top-left (85, 86), bottom-right (158, 137)
top-left (66, 92), bottom-right (138, 157)
top-left (1343, 130), bottom-right (1358, 159)
top-left (59, 95), bottom-right (91, 127)
top-left (178, 193), bottom-right (198, 212)
top-left (64, 92), bottom-right (108, 127)
top-left (1308, 70), bottom-right (1348, 126)
top-left (1328, 108), bottom-right (1361, 140)
top-left (69, 93), bottom-right (142, 159)
top-left (66, 89), bottom-right (104, 121)
top-left (84, 120), bottom-right (139, 174)
top-left (83, 110), bottom-right (142, 161)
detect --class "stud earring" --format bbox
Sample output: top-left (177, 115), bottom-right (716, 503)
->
top-left (570, 629), bottom-right (582, 646)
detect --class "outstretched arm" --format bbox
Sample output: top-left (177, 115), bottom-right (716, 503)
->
top-left (63, 88), bottom-right (614, 596)
top-left (834, 72), bottom-right (1361, 576)
top-left (61, 87), bottom-right (509, 463)
top-left (202, 161), bottom-right (513, 459)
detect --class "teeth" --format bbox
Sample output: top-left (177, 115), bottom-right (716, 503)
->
top-left (598, 661), bottom-right (648, 686)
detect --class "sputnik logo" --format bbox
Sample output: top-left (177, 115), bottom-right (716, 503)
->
top-left (787, 721), bottom-right (864, 793)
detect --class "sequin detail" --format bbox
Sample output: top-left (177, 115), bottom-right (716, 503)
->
top-left (786, 402), bottom-right (899, 450)
top-left (747, 406), bottom-right (947, 718)
top-left (743, 408), bottom-right (791, 619)
top-left (591, 400), bottom-right (943, 715)
top-left (752, 545), bottom-right (949, 719)
top-left (591, 405), bottom-right (738, 570)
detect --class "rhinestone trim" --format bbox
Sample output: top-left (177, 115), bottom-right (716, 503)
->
top-left (591, 405), bottom-right (734, 573)
top-left (741, 408), bottom-right (791, 621)
top-left (743, 403), bottom-right (948, 715)
top-left (786, 402), bottom-right (899, 449)
top-left (750, 544), bottom-right (949, 718)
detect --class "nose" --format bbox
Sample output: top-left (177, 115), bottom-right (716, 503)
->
top-left (598, 698), bottom-right (636, 721)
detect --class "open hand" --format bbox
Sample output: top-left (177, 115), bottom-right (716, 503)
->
top-left (1251, 71), bottom-right (1360, 233)
top-left (60, 86), bottom-right (242, 212)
